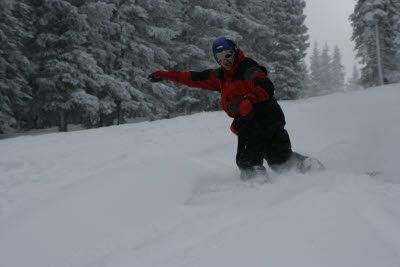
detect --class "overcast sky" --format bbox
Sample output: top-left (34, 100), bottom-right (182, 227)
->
top-left (304, 0), bottom-right (358, 80)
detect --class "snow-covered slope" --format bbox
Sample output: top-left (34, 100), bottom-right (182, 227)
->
top-left (1, 84), bottom-right (400, 267)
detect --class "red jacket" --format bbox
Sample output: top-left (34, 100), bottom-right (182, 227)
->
top-left (169, 49), bottom-right (275, 118)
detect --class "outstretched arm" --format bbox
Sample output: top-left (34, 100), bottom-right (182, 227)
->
top-left (148, 70), bottom-right (220, 91)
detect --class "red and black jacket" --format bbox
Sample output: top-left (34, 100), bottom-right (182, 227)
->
top-left (171, 50), bottom-right (273, 116)
top-left (171, 49), bottom-right (286, 137)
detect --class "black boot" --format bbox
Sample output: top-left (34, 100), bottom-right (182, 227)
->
top-left (296, 157), bottom-right (325, 173)
top-left (269, 152), bottom-right (324, 173)
top-left (240, 165), bottom-right (268, 181)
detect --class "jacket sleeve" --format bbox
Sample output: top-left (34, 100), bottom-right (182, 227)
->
top-left (175, 69), bottom-right (220, 91)
top-left (243, 67), bottom-right (274, 104)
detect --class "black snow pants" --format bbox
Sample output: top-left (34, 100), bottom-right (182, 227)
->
top-left (233, 97), bottom-right (305, 171)
top-left (236, 127), bottom-right (294, 171)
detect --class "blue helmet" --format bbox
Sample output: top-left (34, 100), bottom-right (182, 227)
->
top-left (212, 36), bottom-right (239, 63)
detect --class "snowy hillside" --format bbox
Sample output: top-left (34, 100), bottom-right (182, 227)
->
top-left (1, 84), bottom-right (400, 267)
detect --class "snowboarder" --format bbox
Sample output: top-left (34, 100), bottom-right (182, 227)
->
top-left (148, 37), bottom-right (323, 180)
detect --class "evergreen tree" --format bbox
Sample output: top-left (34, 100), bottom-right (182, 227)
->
top-left (235, 0), bottom-right (275, 68)
top-left (31, 0), bottom-right (97, 131)
top-left (0, 0), bottom-right (35, 133)
top-left (347, 64), bottom-right (362, 91)
top-left (308, 42), bottom-right (345, 95)
top-left (331, 45), bottom-right (345, 92)
top-left (79, 0), bottom-right (151, 125)
top-left (350, 0), bottom-right (400, 87)
top-left (268, 0), bottom-right (309, 99)
top-left (309, 41), bottom-right (322, 95)
top-left (390, 0), bottom-right (400, 82)
top-left (319, 43), bottom-right (333, 94)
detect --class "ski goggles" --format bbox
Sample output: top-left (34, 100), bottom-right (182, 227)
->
top-left (215, 50), bottom-right (235, 63)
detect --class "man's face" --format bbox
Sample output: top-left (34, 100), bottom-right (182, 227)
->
top-left (221, 57), bottom-right (234, 70)
top-left (215, 50), bottom-right (235, 70)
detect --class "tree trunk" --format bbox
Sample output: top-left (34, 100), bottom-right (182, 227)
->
top-left (59, 109), bottom-right (68, 132)
top-left (184, 102), bottom-right (191, 115)
top-left (116, 101), bottom-right (122, 125)
top-left (375, 22), bottom-right (384, 86)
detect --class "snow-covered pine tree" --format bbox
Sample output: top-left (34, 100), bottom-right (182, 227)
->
top-left (268, 0), bottom-right (309, 99)
top-left (309, 41), bottom-right (322, 95)
top-left (309, 42), bottom-right (344, 95)
top-left (300, 67), bottom-right (313, 98)
top-left (79, 0), bottom-right (150, 126)
top-left (319, 43), bottom-right (333, 94)
top-left (389, 0), bottom-right (400, 82)
top-left (234, 0), bottom-right (274, 68)
top-left (331, 45), bottom-right (345, 92)
top-left (127, 0), bottom-right (189, 118)
top-left (0, 0), bottom-right (35, 133)
top-left (30, 0), bottom-right (102, 131)
top-left (347, 64), bottom-right (362, 91)
top-left (350, 0), bottom-right (400, 87)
